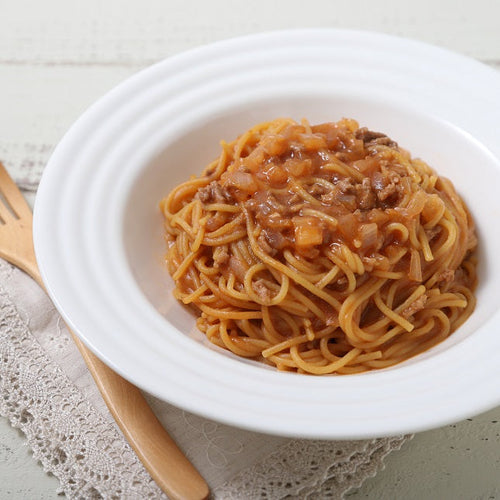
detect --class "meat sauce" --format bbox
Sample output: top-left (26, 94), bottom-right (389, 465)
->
top-left (198, 118), bottom-right (440, 270)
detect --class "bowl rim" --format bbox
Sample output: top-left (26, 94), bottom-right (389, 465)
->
top-left (33, 28), bottom-right (500, 438)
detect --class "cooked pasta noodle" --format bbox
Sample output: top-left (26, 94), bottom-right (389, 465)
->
top-left (160, 118), bottom-right (477, 374)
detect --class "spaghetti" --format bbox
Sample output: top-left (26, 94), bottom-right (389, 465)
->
top-left (160, 118), bottom-right (477, 374)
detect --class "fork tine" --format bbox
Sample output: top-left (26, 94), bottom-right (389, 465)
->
top-left (0, 196), bottom-right (16, 222)
top-left (0, 161), bottom-right (32, 219)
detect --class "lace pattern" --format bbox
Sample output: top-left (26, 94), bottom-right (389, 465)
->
top-left (0, 261), bottom-right (163, 499)
top-left (214, 437), bottom-right (408, 499)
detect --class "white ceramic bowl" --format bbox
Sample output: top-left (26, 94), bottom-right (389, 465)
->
top-left (34, 29), bottom-right (500, 439)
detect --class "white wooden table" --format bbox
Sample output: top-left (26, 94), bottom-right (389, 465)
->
top-left (1, 1), bottom-right (499, 498)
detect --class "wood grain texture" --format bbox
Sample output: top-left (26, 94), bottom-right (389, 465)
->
top-left (1, 0), bottom-right (500, 64)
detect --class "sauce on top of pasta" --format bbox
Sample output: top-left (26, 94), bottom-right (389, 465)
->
top-left (161, 118), bottom-right (477, 374)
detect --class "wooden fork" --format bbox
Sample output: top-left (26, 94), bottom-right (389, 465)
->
top-left (0, 161), bottom-right (209, 500)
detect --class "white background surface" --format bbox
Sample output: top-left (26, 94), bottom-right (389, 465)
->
top-left (0, 0), bottom-right (499, 498)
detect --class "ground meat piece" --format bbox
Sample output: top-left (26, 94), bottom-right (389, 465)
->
top-left (372, 172), bottom-right (400, 202)
top-left (196, 186), bottom-right (211, 203)
top-left (370, 136), bottom-right (398, 148)
top-left (196, 181), bottom-right (233, 203)
top-left (320, 190), bottom-right (336, 204)
top-left (252, 279), bottom-right (271, 301)
top-left (321, 178), bottom-right (356, 205)
top-left (309, 183), bottom-right (327, 196)
top-left (337, 178), bottom-right (355, 193)
top-left (257, 231), bottom-right (277, 256)
top-left (436, 269), bottom-right (455, 284)
top-left (401, 293), bottom-right (428, 319)
top-left (248, 191), bottom-right (285, 216)
top-left (356, 127), bottom-right (385, 143)
top-left (213, 245), bottom-right (229, 266)
top-left (335, 276), bottom-right (348, 288)
top-left (377, 183), bottom-right (398, 202)
top-left (355, 128), bottom-right (398, 148)
top-left (356, 177), bottom-right (377, 210)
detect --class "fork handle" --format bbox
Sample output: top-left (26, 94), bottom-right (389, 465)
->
top-left (26, 240), bottom-right (209, 500)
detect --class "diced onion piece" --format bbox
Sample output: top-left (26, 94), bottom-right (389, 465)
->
top-left (284, 158), bottom-right (312, 177)
top-left (358, 223), bottom-right (378, 250)
top-left (338, 213), bottom-right (358, 243)
top-left (260, 134), bottom-right (288, 156)
top-left (224, 171), bottom-right (258, 192)
top-left (299, 133), bottom-right (327, 151)
top-left (263, 164), bottom-right (288, 187)
top-left (242, 149), bottom-right (266, 172)
top-left (293, 216), bottom-right (323, 246)
top-left (399, 189), bottom-right (427, 217)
